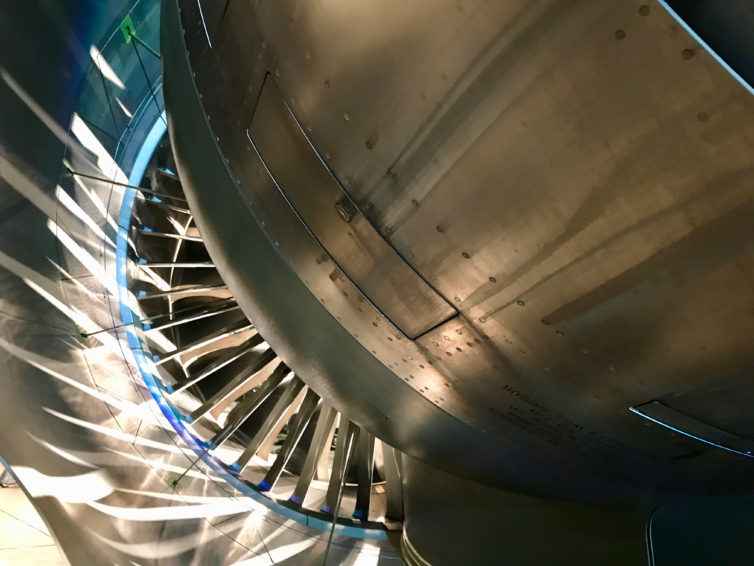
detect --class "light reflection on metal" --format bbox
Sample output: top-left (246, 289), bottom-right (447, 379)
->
top-left (11, 466), bottom-right (114, 503)
top-left (113, 126), bottom-right (398, 540)
top-left (89, 45), bottom-right (126, 90)
top-left (0, 4), bottom-right (402, 561)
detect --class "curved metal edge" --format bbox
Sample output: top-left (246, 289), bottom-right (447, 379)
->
top-left (645, 506), bottom-right (657, 566)
top-left (629, 405), bottom-right (754, 459)
top-left (658, 0), bottom-right (754, 96)
top-left (401, 530), bottom-right (433, 566)
top-left (114, 110), bottom-right (388, 540)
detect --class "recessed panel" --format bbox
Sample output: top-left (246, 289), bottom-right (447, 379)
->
top-left (248, 77), bottom-right (457, 339)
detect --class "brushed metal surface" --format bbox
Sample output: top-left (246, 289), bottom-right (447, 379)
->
top-left (402, 456), bottom-right (649, 566)
top-left (249, 76), bottom-right (456, 338)
top-left (165, 2), bottom-right (583, 504)
top-left (169, 0), bottom-right (754, 503)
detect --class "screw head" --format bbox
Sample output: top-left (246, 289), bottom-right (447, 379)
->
top-left (335, 202), bottom-right (353, 222)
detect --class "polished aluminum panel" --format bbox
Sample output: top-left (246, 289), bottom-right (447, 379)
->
top-left (250, 76), bottom-right (456, 338)
top-left (169, 0), bottom-right (754, 505)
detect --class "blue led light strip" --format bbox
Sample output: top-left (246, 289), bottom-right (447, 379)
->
top-left (629, 406), bottom-right (754, 459)
top-left (658, 0), bottom-right (754, 97)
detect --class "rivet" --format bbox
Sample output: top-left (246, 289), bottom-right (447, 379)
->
top-left (411, 199), bottom-right (420, 208)
top-left (275, 69), bottom-right (280, 77)
top-left (556, 329), bottom-right (565, 336)
top-left (489, 276), bottom-right (497, 283)
top-left (516, 299), bottom-right (525, 306)
top-left (461, 251), bottom-right (470, 259)
top-left (324, 79), bottom-right (330, 89)
top-left (681, 48), bottom-right (693, 60)
top-left (343, 112), bottom-right (350, 121)
top-left (614, 29), bottom-right (626, 40)
top-left (365, 140), bottom-right (373, 150)
top-left (456, 346), bottom-right (462, 352)
top-left (541, 318), bottom-right (551, 326)
top-left (436, 225), bottom-right (444, 233)
top-left (305, 52), bottom-right (311, 60)
top-left (638, 5), bottom-right (650, 16)
top-left (697, 111), bottom-right (709, 122)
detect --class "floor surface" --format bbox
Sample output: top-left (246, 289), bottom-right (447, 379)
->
top-left (0, 486), bottom-right (66, 566)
